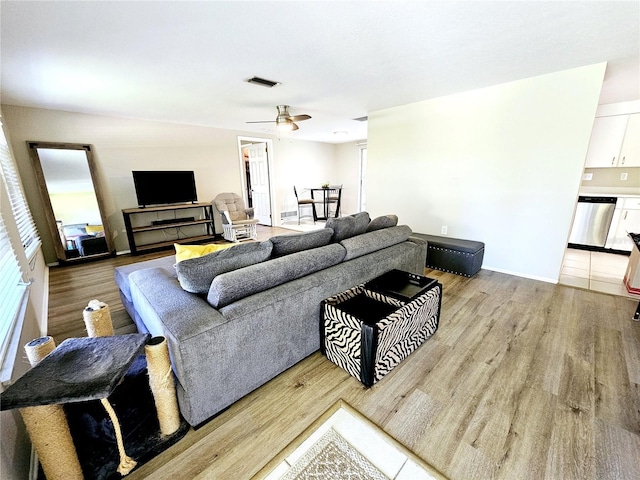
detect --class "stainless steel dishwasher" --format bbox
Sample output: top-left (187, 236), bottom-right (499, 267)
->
top-left (568, 196), bottom-right (617, 248)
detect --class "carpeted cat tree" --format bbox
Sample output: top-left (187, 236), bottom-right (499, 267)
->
top-left (1, 300), bottom-right (189, 480)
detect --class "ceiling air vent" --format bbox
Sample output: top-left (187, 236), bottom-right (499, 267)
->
top-left (353, 116), bottom-right (368, 122)
top-left (246, 76), bottom-right (280, 88)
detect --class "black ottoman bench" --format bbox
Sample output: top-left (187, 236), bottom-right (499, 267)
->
top-left (413, 233), bottom-right (484, 277)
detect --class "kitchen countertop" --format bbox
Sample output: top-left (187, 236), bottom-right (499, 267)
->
top-left (578, 186), bottom-right (640, 197)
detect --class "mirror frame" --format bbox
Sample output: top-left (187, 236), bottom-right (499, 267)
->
top-left (27, 141), bottom-right (115, 263)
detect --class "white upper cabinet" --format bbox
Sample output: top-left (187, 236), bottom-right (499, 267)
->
top-left (618, 113), bottom-right (640, 167)
top-left (584, 115), bottom-right (629, 168)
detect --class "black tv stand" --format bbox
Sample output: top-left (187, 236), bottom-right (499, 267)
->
top-left (151, 217), bottom-right (195, 226)
top-left (122, 203), bottom-right (216, 255)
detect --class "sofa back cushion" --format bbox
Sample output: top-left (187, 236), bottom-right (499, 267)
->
top-left (175, 240), bottom-right (273, 294)
top-left (325, 212), bottom-right (370, 242)
top-left (340, 225), bottom-right (412, 261)
top-left (366, 214), bottom-right (399, 232)
top-left (207, 243), bottom-right (346, 308)
top-left (269, 228), bottom-right (333, 257)
top-left (351, 212), bottom-right (371, 235)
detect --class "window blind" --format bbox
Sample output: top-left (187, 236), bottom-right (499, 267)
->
top-left (0, 127), bottom-right (41, 260)
top-left (0, 121), bottom-right (39, 371)
top-left (0, 214), bottom-right (27, 364)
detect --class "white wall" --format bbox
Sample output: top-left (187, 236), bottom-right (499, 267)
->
top-left (270, 139), bottom-right (338, 218)
top-left (367, 63), bottom-right (606, 282)
top-left (2, 106), bottom-right (343, 262)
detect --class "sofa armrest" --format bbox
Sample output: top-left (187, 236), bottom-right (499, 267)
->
top-left (408, 235), bottom-right (427, 246)
top-left (407, 235), bottom-right (428, 268)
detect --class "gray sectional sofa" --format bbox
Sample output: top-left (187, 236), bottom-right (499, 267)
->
top-left (114, 212), bottom-right (427, 426)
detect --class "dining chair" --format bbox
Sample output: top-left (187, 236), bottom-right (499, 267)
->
top-left (294, 186), bottom-right (316, 224)
top-left (326, 185), bottom-right (342, 218)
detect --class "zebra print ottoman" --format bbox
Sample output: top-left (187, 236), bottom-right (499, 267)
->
top-left (321, 275), bottom-right (442, 387)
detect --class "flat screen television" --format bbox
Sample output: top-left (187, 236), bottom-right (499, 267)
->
top-left (132, 170), bottom-right (197, 207)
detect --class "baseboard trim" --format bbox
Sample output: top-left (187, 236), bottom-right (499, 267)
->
top-left (481, 266), bottom-right (559, 284)
top-left (29, 448), bottom-right (38, 480)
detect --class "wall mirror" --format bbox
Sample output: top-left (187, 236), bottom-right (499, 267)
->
top-left (27, 142), bottom-right (114, 263)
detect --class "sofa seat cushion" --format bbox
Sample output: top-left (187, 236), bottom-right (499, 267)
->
top-left (175, 240), bottom-right (273, 294)
top-left (207, 243), bottom-right (346, 308)
top-left (114, 255), bottom-right (176, 304)
top-left (341, 225), bottom-right (412, 261)
top-left (269, 228), bottom-right (333, 257)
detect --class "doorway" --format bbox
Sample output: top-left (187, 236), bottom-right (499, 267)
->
top-left (237, 137), bottom-right (274, 226)
top-left (359, 146), bottom-right (367, 212)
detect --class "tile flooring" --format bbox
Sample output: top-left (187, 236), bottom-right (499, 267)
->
top-left (260, 402), bottom-right (443, 480)
top-left (560, 247), bottom-right (636, 298)
top-left (279, 219), bottom-right (325, 233)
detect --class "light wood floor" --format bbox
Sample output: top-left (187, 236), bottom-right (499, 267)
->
top-left (47, 226), bottom-right (640, 479)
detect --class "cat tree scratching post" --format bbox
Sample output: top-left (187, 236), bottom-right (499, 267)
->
top-left (21, 336), bottom-right (83, 480)
top-left (145, 336), bottom-right (181, 436)
top-left (1, 334), bottom-right (150, 479)
top-left (82, 299), bottom-right (136, 473)
top-left (83, 299), bottom-right (115, 337)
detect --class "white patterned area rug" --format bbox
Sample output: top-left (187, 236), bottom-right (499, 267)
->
top-left (279, 221), bottom-right (325, 233)
top-left (282, 428), bottom-right (388, 480)
top-left (254, 400), bottom-right (447, 480)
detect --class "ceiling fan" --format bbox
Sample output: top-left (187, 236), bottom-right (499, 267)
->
top-left (247, 105), bottom-right (311, 131)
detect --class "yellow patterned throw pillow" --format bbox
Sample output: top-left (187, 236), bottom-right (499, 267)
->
top-left (85, 225), bottom-right (104, 235)
top-left (174, 243), bottom-right (235, 262)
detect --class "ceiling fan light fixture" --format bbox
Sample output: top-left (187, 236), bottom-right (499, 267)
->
top-left (248, 105), bottom-right (308, 132)
top-left (277, 120), bottom-right (294, 131)
top-left (276, 105), bottom-right (291, 122)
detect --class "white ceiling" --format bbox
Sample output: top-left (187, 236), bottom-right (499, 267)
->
top-left (1, 1), bottom-right (638, 144)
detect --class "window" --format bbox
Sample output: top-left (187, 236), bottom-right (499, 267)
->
top-left (0, 120), bottom-right (39, 373)
top-left (359, 146), bottom-right (367, 212)
top-left (0, 214), bottom-right (27, 364)
top-left (0, 126), bottom-right (40, 261)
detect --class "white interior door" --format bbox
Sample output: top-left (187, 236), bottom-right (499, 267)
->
top-left (359, 147), bottom-right (367, 212)
top-left (246, 142), bottom-right (272, 226)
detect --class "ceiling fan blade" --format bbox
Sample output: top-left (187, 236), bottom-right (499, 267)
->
top-left (290, 114), bottom-right (311, 122)
top-left (247, 106), bottom-right (308, 129)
